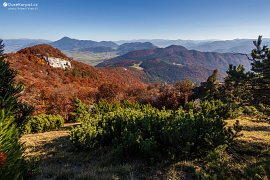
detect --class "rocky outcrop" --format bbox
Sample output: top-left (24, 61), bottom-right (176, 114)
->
top-left (43, 56), bottom-right (71, 69)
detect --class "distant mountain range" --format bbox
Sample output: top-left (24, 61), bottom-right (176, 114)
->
top-left (50, 37), bottom-right (157, 54)
top-left (115, 38), bottom-right (270, 54)
top-left (189, 39), bottom-right (270, 54)
top-left (114, 39), bottom-right (209, 49)
top-left (3, 39), bottom-right (52, 52)
top-left (97, 45), bottom-right (250, 83)
top-left (4, 37), bottom-right (270, 55)
top-left (2, 37), bottom-right (158, 58)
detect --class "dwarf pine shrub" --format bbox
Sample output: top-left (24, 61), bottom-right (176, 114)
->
top-left (70, 101), bottom-right (241, 160)
top-left (22, 114), bottom-right (64, 134)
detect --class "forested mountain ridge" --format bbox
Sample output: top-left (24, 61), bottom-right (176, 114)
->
top-left (97, 45), bottom-right (250, 82)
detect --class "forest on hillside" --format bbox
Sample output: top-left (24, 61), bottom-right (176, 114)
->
top-left (0, 37), bottom-right (270, 179)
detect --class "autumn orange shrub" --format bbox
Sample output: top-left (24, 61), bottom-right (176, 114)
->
top-left (0, 152), bottom-right (7, 168)
top-left (96, 83), bottom-right (121, 102)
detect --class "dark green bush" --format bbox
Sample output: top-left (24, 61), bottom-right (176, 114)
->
top-left (22, 114), bottom-right (64, 134)
top-left (198, 100), bottom-right (241, 119)
top-left (68, 98), bottom-right (91, 122)
top-left (70, 101), bottom-right (241, 160)
top-left (242, 106), bottom-right (260, 116)
top-left (91, 100), bottom-right (141, 115)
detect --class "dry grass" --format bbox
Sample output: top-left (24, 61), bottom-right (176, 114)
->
top-left (227, 116), bottom-right (270, 144)
top-left (21, 123), bottom-right (161, 179)
top-left (21, 117), bottom-right (270, 179)
top-left (167, 116), bottom-right (270, 179)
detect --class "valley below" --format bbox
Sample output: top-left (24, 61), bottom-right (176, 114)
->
top-left (62, 50), bottom-right (118, 66)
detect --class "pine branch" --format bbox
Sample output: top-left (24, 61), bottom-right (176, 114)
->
top-left (232, 52), bottom-right (253, 61)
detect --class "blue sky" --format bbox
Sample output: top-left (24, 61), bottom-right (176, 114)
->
top-left (1, 0), bottom-right (270, 41)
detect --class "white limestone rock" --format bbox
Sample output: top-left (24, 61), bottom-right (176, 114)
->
top-left (43, 56), bottom-right (71, 69)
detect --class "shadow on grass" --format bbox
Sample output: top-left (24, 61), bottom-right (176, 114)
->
top-left (29, 134), bottom-right (170, 180)
top-left (193, 140), bottom-right (270, 179)
top-left (27, 123), bottom-right (270, 180)
top-left (250, 118), bottom-right (270, 124)
top-left (242, 125), bottom-right (270, 132)
top-left (231, 140), bottom-right (270, 157)
top-left (231, 140), bottom-right (270, 178)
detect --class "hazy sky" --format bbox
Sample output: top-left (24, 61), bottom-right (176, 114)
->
top-left (1, 0), bottom-right (270, 41)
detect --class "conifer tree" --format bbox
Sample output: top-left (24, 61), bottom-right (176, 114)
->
top-left (0, 40), bottom-right (29, 179)
top-left (194, 69), bottom-right (220, 100)
top-left (250, 36), bottom-right (270, 105)
top-left (222, 64), bottom-right (250, 104)
top-left (0, 40), bottom-right (33, 127)
top-left (68, 98), bottom-right (91, 122)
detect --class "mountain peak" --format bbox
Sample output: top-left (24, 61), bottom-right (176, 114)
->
top-left (60, 36), bottom-right (73, 41)
top-left (17, 44), bottom-right (69, 60)
top-left (165, 45), bottom-right (188, 51)
top-left (50, 37), bottom-right (118, 51)
top-left (117, 42), bottom-right (157, 54)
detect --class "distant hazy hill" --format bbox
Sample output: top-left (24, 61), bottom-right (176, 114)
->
top-left (97, 45), bottom-right (250, 83)
top-left (193, 39), bottom-right (270, 54)
top-left (115, 38), bottom-right (270, 54)
top-left (114, 39), bottom-right (212, 48)
top-left (50, 37), bottom-right (119, 51)
top-left (2, 39), bottom-right (52, 53)
top-left (117, 42), bottom-right (157, 55)
top-left (79, 46), bottom-right (116, 53)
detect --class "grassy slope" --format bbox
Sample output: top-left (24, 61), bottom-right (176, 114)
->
top-left (21, 116), bottom-right (270, 179)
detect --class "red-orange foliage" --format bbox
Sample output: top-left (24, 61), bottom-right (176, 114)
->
top-left (6, 45), bottom-right (146, 120)
top-left (136, 80), bottom-right (195, 109)
top-left (156, 86), bottom-right (179, 109)
top-left (173, 79), bottom-right (194, 105)
top-left (155, 80), bottom-right (194, 109)
top-left (96, 83), bottom-right (121, 102)
top-left (0, 152), bottom-right (7, 168)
